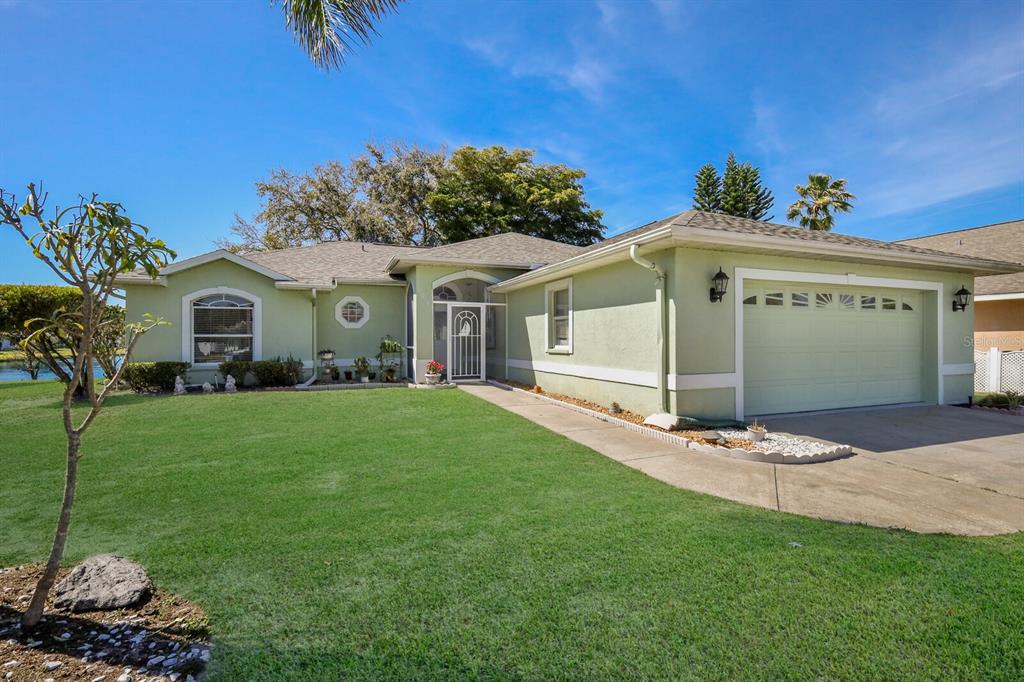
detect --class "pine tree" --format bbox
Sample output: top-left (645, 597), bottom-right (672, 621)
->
top-left (692, 163), bottom-right (722, 212)
top-left (693, 152), bottom-right (774, 221)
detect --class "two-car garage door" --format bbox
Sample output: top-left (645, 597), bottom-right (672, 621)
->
top-left (743, 281), bottom-right (926, 416)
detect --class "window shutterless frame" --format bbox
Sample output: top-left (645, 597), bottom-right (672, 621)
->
top-left (544, 278), bottom-right (573, 354)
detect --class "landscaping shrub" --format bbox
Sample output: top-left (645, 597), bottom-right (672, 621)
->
top-left (250, 357), bottom-right (302, 387)
top-left (121, 361), bottom-right (190, 392)
top-left (218, 360), bottom-right (252, 383)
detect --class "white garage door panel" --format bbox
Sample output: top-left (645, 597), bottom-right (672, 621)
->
top-left (744, 282), bottom-right (924, 415)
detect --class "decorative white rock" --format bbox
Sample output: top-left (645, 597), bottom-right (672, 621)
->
top-left (173, 376), bottom-right (186, 396)
top-left (643, 412), bottom-right (683, 431)
top-left (201, 382), bottom-right (214, 394)
top-left (224, 375), bottom-right (237, 393)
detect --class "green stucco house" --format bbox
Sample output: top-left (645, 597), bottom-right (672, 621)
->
top-left (117, 211), bottom-right (1019, 421)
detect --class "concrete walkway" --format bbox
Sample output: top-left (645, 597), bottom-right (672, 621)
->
top-left (460, 384), bottom-right (1024, 536)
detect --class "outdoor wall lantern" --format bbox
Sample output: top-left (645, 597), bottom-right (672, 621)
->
top-left (952, 285), bottom-right (972, 312)
top-left (710, 268), bottom-right (729, 302)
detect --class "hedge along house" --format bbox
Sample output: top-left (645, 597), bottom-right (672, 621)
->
top-left (119, 211), bottom-right (1021, 421)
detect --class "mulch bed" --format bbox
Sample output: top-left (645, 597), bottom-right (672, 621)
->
top-left (1, 565), bottom-right (210, 682)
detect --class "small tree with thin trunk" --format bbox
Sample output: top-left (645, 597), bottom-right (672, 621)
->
top-left (0, 182), bottom-right (175, 630)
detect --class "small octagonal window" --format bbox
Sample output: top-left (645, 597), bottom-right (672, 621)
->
top-left (335, 296), bottom-right (369, 329)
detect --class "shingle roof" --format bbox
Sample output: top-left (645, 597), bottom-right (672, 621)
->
top-left (896, 220), bottom-right (1024, 295)
top-left (399, 232), bottom-right (586, 266)
top-left (589, 210), bottom-right (1012, 262)
top-left (245, 241), bottom-right (423, 285)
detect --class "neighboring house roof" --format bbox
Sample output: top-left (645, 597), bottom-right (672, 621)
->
top-left (896, 219), bottom-right (1024, 297)
top-left (493, 210), bottom-right (1024, 292)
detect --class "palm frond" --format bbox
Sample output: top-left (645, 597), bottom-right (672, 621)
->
top-left (278, 0), bottom-right (402, 70)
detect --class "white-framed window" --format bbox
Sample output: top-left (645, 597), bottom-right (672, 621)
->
top-left (433, 285), bottom-right (458, 301)
top-left (181, 287), bottom-right (262, 367)
top-left (545, 278), bottom-right (573, 353)
top-left (335, 295), bottom-right (369, 329)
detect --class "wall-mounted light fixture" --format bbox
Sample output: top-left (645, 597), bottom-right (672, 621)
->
top-left (710, 268), bottom-right (729, 302)
top-left (952, 285), bottom-right (972, 312)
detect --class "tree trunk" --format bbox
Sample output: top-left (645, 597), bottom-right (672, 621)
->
top-left (21, 431), bottom-right (79, 630)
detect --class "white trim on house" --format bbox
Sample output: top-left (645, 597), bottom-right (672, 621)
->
top-left (181, 286), bottom-right (263, 369)
top-left (734, 267), bottom-right (945, 421)
top-left (432, 269), bottom-right (502, 289)
top-left (667, 372), bottom-right (739, 391)
top-left (942, 363), bottom-right (976, 376)
top-left (508, 359), bottom-right (657, 387)
top-left (335, 295), bottom-right (370, 329)
top-left (544, 277), bottom-right (573, 354)
top-left (975, 292), bottom-right (1024, 301)
top-left (163, 250), bottom-right (295, 281)
top-left (508, 359), bottom-right (740, 393)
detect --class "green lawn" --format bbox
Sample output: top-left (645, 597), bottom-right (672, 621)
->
top-left (1, 381), bottom-right (1021, 680)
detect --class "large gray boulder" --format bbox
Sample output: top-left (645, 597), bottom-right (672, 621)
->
top-left (53, 554), bottom-right (152, 612)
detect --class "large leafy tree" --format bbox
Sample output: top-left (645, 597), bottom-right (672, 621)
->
top-left (218, 143), bottom-right (447, 252)
top-left (691, 152), bottom-right (774, 221)
top-left (786, 173), bottom-right (856, 231)
top-left (428, 146), bottom-right (605, 246)
top-left (221, 143), bottom-right (605, 251)
top-left (277, 0), bottom-right (402, 69)
top-left (0, 182), bottom-right (174, 630)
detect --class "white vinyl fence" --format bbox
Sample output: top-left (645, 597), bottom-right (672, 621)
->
top-left (975, 349), bottom-right (1024, 393)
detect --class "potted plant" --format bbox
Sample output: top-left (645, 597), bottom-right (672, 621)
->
top-left (425, 360), bottom-right (444, 385)
top-left (354, 356), bottom-right (371, 383)
top-left (747, 419), bottom-right (767, 442)
top-left (376, 336), bottom-right (404, 383)
top-left (318, 349), bottom-right (335, 362)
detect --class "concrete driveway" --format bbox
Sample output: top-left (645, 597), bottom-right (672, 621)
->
top-left (462, 384), bottom-right (1024, 536)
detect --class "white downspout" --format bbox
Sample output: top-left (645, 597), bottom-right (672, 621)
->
top-left (310, 288), bottom-right (318, 381)
top-left (630, 244), bottom-right (674, 427)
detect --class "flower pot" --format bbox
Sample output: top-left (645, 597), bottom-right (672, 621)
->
top-left (360, 376), bottom-right (369, 384)
top-left (318, 352), bottom-right (335, 361)
top-left (425, 372), bottom-right (441, 385)
top-left (385, 368), bottom-right (396, 382)
top-left (746, 427), bottom-right (766, 442)
top-left (368, 372), bottom-right (376, 381)
top-left (344, 371), bottom-right (353, 382)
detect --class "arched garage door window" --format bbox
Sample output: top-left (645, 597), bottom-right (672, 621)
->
top-left (192, 293), bottom-right (255, 363)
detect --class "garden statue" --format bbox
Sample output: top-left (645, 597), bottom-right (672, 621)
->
top-left (173, 375), bottom-right (186, 395)
top-left (225, 374), bottom-right (237, 393)
top-left (202, 382), bottom-right (214, 394)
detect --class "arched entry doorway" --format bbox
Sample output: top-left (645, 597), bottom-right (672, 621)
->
top-left (431, 271), bottom-right (505, 381)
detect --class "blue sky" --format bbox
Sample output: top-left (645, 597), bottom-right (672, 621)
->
top-left (2, 0), bottom-right (1022, 284)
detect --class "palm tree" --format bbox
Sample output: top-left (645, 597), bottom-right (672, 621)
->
top-left (278, 0), bottom-right (402, 70)
top-left (786, 174), bottom-right (856, 231)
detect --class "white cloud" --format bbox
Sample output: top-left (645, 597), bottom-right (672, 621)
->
top-left (464, 35), bottom-right (614, 102)
top-left (751, 20), bottom-right (1024, 224)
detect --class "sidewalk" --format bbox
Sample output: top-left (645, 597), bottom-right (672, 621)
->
top-left (459, 383), bottom-right (1024, 536)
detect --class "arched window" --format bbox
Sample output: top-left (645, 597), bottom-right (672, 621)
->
top-left (192, 293), bottom-right (254, 363)
top-left (433, 285), bottom-right (458, 301)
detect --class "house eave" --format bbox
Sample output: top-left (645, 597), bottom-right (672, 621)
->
top-left (386, 257), bottom-right (535, 274)
top-left (975, 292), bottom-right (1024, 302)
top-left (491, 225), bottom-right (1022, 293)
top-left (113, 275), bottom-right (168, 287)
top-left (159, 249), bottom-right (297, 281)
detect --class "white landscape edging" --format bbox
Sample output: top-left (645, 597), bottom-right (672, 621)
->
top-left (484, 380), bottom-right (853, 465)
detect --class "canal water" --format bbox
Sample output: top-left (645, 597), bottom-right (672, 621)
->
top-left (0, 359), bottom-right (110, 382)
